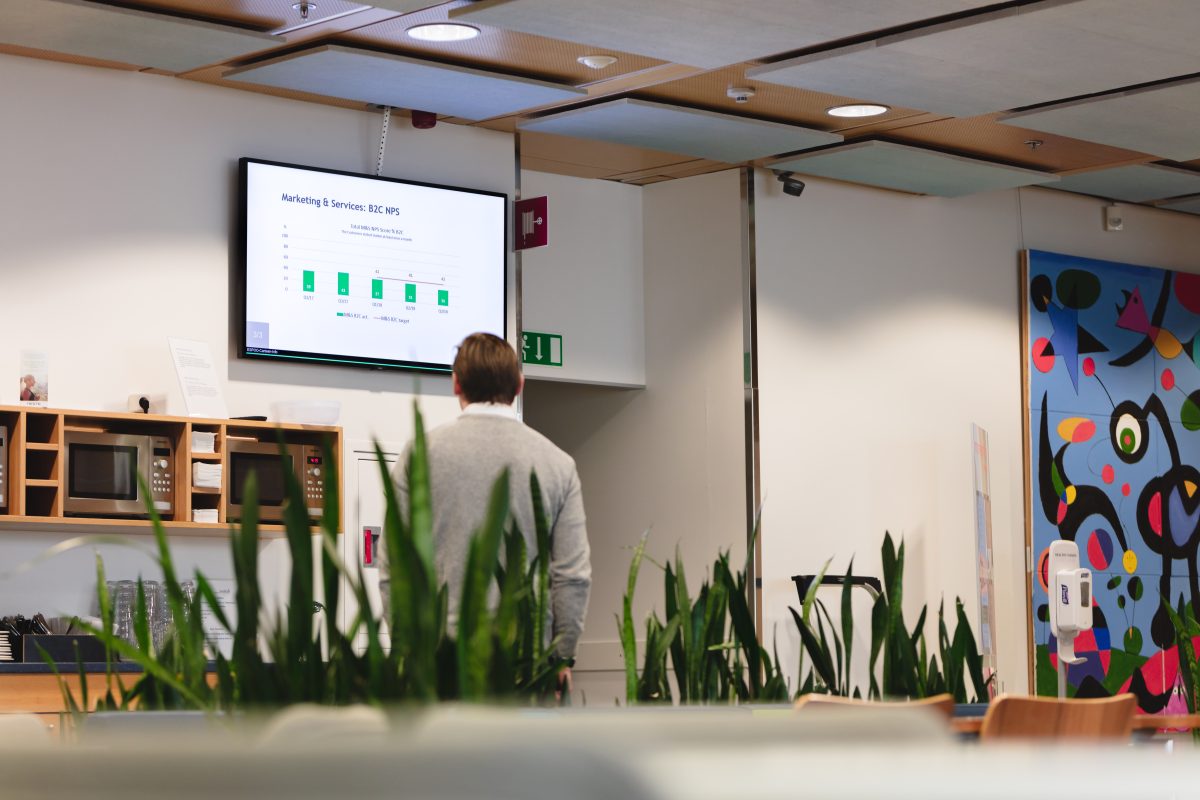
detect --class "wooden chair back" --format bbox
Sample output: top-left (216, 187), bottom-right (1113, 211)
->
top-left (794, 692), bottom-right (956, 720)
top-left (979, 693), bottom-right (1136, 741)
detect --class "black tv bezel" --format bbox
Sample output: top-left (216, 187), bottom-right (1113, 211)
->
top-left (237, 157), bottom-right (509, 373)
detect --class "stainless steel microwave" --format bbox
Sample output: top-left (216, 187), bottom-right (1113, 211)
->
top-left (227, 440), bottom-right (325, 523)
top-left (64, 431), bottom-right (174, 518)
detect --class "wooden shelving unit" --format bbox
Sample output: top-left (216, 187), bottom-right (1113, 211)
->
top-left (0, 405), bottom-right (342, 536)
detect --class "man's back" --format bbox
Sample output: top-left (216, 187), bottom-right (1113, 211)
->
top-left (396, 408), bottom-right (591, 659)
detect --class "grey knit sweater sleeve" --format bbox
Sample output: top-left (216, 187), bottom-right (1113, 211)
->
top-left (548, 468), bottom-right (591, 660)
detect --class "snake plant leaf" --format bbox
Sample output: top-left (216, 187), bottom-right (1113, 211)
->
top-left (840, 558), bottom-right (854, 697)
top-left (869, 594), bottom-right (886, 700)
top-left (664, 559), bottom-right (688, 702)
top-left (955, 598), bottom-right (987, 702)
top-left (791, 606), bottom-right (836, 691)
top-left (815, 599), bottom-right (844, 695)
top-left (619, 530), bottom-right (649, 704)
top-left (456, 469), bottom-right (509, 699)
top-left (720, 555), bottom-right (761, 698)
top-left (530, 470), bottom-right (552, 659)
top-left (1164, 597), bottom-right (1198, 715)
top-left (318, 438), bottom-right (341, 676)
top-left (407, 402), bottom-right (435, 574)
top-left (799, 558), bottom-right (832, 690)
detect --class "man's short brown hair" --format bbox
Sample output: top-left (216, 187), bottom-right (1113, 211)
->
top-left (453, 333), bottom-right (521, 404)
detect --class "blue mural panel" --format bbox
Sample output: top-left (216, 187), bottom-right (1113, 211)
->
top-left (1026, 250), bottom-right (1200, 710)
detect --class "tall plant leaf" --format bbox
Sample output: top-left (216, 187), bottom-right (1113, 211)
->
top-left (618, 531), bottom-right (650, 704)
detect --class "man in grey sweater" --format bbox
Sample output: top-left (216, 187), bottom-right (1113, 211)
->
top-left (387, 333), bottom-right (591, 685)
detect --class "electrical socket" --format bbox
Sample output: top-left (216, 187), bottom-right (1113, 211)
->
top-left (127, 393), bottom-right (166, 414)
top-left (1104, 204), bottom-right (1124, 232)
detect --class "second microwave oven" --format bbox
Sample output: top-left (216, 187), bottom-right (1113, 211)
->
top-left (227, 440), bottom-right (325, 523)
top-left (64, 431), bottom-right (174, 518)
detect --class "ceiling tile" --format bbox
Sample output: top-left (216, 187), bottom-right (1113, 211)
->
top-left (1051, 164), bottom-right (1200, 202)
top-left (0, 0), bottom-right (278, 72)
top-left (1000, 78), bottom-right (1200, 162)
top-left (749, 0), bottom-right (1200, 118)
top-left (139, 0), bottom-right (372, 31)
top-left (767, 140), bottom-right (1058, 196)
top-left (1156, 195), bottom-right (1200, 215)
top-left (225, 45), bottom-right (586, 120)
top-left (339, 5), bottom-right (667, 86)
top-left (365, 0), bottom-right (449, 11)
top-left (519, 99), bottom-right (842, 163)
top-left (452, 0), bottom-right (994, 69)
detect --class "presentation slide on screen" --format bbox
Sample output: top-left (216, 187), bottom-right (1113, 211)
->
top-left (243, 161), bottom-right (506, 368)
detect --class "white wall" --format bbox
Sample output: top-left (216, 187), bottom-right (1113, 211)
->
top-left (754, 174), bottom-right (1200, 695)
top-left (0, 54), bottom-right (514, 617)
top-left (521, 170), bottom-right (645, 387)
top-left (524, 169), bottom-right (746, 705)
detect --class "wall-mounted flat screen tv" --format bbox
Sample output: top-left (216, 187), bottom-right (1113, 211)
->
top-left (239, 157), bottom-right (507, 372)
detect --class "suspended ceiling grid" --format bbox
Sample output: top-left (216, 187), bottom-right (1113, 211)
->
top-left (0, 0), bottom-right (1198, 200)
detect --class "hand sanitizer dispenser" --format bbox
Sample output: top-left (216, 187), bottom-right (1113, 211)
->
top-left (1047, 540), bottom-right (1092, 698)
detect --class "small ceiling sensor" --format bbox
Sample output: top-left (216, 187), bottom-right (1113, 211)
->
top-left (727, 86), bottom-right (755, 104)
top-left (407, 23), bottom-right (480, 42)
top-left (292, 1), bottom-right (315, 20)
top-left (578, 55), bottom-right (617, 70)
top-left (826, 103), bottom-right (889, 118)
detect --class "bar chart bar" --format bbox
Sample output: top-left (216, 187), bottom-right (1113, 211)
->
top-left (405, 283), bottom-right (417, 303)
top-left (438, 289), bottom-right (449, 306)
top-left (372, 279), bottom-right (383, 299)
top-left (303, 270), bottom-right (315, 292)
top-left (338, 272), bottom-right (350, 296)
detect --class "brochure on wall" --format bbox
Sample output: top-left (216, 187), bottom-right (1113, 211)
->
top-left (18, 350), bottom-right (48, 406)
top-left (200, 579), bottom-right (236, 659)
top-left (169, 338), bottom-right (228, 419)
top-left (971, 423), bottom-right (999, 696)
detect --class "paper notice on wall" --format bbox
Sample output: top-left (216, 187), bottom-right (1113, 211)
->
top-left (200, 579), bottom-right (236, 659)
top-left (971, 423), bottom-right (999, 697)
top-left (169, 338), bottom-right (228, 419)
top-left (18, 350), bottom-right (48, 407)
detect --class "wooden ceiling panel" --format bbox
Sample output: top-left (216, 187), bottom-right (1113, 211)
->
top-left (519, 157), bottom-right (621, 181)
top-left (637, 64), bottom-right (925, 133)
top-left (624, 175), bottom-right (674, 185)
top-left (0, 42), bottom-right (141, 71)
top-left (876, 115), bottom-right (1154, 173)
top-left (612, 159), bottom-right (730, 182)
top-left (517, 130), bottom-right (697, 173)
top-left (337, 1), bottom-right (665, 86)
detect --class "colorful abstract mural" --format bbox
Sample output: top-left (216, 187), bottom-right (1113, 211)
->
top-left (1025, 249), bottom-right (1200, 712)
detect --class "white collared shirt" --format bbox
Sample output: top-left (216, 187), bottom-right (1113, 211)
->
top-left (460, 401), bottom-right (520, 421)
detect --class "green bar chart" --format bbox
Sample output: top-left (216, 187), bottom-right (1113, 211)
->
top-left (372, 279), bottom-right (383, 299)
top-left (338, 272), bottom-right (350, 296)
top-left (303, 270), bottom-right (315, 292)
top-left (438, 289), bottom-right (449, 306)
top-left (405, 283), bottom-right (417, 303)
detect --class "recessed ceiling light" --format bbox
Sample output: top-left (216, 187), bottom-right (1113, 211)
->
top-left (826, 103), bottom-right (890, 118)
top-left (406, 23), bottom-right (480, 42)
top-left (577, 55), bottom-right (617, 70)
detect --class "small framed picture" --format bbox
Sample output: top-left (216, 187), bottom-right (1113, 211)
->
top-left (19, 350), bottom-right (48, 406)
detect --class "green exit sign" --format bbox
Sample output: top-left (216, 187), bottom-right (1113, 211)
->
top-left (522, 331), bottom-right (562, 367)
